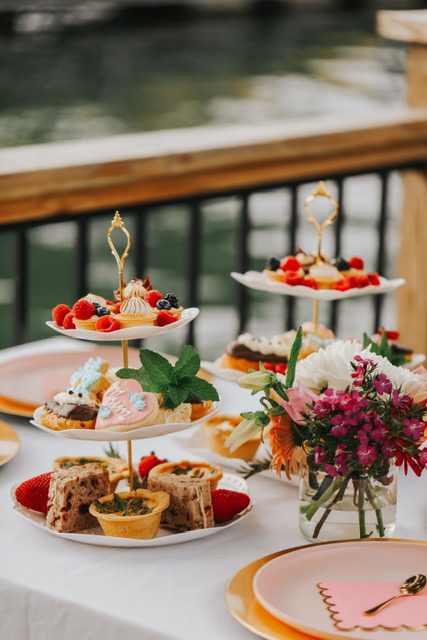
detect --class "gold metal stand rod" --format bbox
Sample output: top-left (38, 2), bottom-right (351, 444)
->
top-left (127, 440), bottom-right (134, 491)
top-left (313, 299), bottom-right (319, 335)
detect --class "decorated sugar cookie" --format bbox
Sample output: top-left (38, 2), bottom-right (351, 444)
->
top-left (95, 379), bottom-right (159, 432)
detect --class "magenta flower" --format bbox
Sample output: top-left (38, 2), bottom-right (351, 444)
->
top-left (381, 440), bottom-right (397, 459)
top-left (419, 449), bottom-right (427, 467)
top-left (330, 414), bottom-right (350, 437)
top-left (357, 443), bottom-right (377, 465)
top-left (391, 389), bottom-right (412, 410)
top-left (402, 418), bottom-right (424, 441)
top-left (314, 446), bottom-right (327, 465)
top-left (325, 455), bottom-right (348, 477)
top-left (370, 422), bottom-right (390, 443)
top-left (372, 373), bottom-right (392, 395)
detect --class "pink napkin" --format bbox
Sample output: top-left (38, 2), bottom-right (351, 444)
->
top-left (318, 582), bottom-right (427, 630)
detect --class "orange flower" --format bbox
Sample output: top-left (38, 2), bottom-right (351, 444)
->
top-left (268, 414), bottom-right (305, 480)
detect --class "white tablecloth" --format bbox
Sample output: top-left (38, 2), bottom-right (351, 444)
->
top-left (1, 340), bottom-right (426, 640)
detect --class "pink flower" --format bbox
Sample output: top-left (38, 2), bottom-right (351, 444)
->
top-left (325, 456), bottom-right (348, 476)
top-left (277, 381), bottom-right (318, 425)
top-left (382, 440), bottom-right (397, 459)
top-left (314, 446), bottom-right (327, 465)
top-left (357, 443), bottom-right (377, 466)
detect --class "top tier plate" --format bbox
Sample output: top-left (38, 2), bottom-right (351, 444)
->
top-left (231, 272), bottom-right (405, 301)
top-left (46, 307), bottom-right (199, 341)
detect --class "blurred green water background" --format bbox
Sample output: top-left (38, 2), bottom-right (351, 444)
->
top-left (0, 6), bottom-right (408, 357)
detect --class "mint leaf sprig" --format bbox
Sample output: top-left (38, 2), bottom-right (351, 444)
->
top-left (116, 345), bottom-right (219, 410)
top-left (362, 329), bottom-right (409, 367)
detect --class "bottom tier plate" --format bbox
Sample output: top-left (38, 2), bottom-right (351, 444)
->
top-left (11, 473), bottom-right (253, 547)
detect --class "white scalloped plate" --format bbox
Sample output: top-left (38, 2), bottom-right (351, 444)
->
top-left (231, 272), bottom-right (405, 301)
top-left (30, 400), bottom-right (221, 441)
top-left (11, 473), bottom-right (254, 547)
top-left (46, 307), bottom-right (199, 341)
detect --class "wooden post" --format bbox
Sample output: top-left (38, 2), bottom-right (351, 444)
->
top-left (378, 10), bottom-right (427, 355)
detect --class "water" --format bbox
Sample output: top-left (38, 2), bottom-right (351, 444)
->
top-left (0, 9), bottom-right (409, 355)
top-left (299, 494), bottom-right (397, 542)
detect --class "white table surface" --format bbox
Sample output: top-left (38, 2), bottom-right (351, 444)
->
top-left (1, 339), bottom-right (427, 640)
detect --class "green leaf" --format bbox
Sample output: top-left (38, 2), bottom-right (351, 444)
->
top-left (285, 326), bottom-right (303, 388)
top-left (172, 345), bottom-right (200, 381)
top-left (116, 367), bottom-right (157, 392)
top-left (138, 349), bottom-right (174, 387)
top-left (166, 385), bottom-right (189, 409)
top-left (181, 377), bottom-right (220, 402)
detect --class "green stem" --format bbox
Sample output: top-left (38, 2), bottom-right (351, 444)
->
top-left (305, 475), bottom-right (344, 521)
top-left (312, 476), bottom-right (349, 539)
top-left (365, 479), bottom-right (385, 537)
top-left (356, 478), bottom-right (367, 538)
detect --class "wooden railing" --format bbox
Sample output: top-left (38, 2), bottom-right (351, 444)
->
top-left (1, 9), bottom-right (427, 354)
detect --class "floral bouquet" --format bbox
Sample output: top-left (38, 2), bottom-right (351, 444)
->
top-left (227, 331), bottom-right (427, 540)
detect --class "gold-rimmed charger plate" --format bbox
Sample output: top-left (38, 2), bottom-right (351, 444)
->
top-left (0, 420), bottom-right (20, 466)
top-left (225, 539), bottom-right (427, 640)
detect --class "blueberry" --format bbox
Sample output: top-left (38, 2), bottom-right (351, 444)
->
top-left (266, 256), bottom-right (280, 271)
top-left (330, 256), bottom-right (350, 271)
top-left (96, 306), bottom-right (110, 317)
top-left (92, 302), bottom-right (100, 308)
top-left (164, 293), bottom-right (179, 308)
top-left (156, 299), bottom-right (171, 310)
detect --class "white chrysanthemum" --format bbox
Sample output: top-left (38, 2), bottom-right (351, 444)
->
top-left (295, 340), bottom-right (427, 403)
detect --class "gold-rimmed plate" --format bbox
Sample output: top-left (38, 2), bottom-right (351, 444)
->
top-left (225, 539), bottom-right (427, 640)
top-left (0, 420), bottom-right (20, 466)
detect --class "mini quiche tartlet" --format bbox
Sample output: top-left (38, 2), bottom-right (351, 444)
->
top-left (89, 489), bottom-right (170, 539)
top-left (53, 456), bottom-right (129, 493)
top-left (202, 415), bottom-right (261, 461)
top-left (148, 460), bottom-right (223, 492)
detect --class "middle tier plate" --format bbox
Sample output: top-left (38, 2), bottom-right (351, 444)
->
top-left (46, 307), bottom-right (199, 341)
top-left (231, 272), bottom-right (405, 301)
top-left (30, 400), bottom-right (221, 441)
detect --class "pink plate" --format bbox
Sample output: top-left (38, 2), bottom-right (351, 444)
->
top-left (253, 539), bottom-right (427, 640)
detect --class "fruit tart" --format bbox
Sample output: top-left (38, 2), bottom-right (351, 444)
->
top-left (264, 250), bottom-right (381, 291)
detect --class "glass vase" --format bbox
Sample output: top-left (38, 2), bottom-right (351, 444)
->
top-left (299, 462), bottom-right (397, 542)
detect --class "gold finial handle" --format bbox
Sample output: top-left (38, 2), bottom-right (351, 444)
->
top-left (304, 181), bottom-right (339, 262)
top-left (107, 211), bottom-right (131, 302)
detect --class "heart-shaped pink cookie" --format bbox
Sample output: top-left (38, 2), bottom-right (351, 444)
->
top-left (95, 379), bottom-right (159, 432)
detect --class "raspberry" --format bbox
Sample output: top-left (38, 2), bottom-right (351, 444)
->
top-left (63, 312), bottom-right (76, 330)
top-left (211, 489), bottom-right (251, 523)
top-left (144, 290), bottom-right (164, 307)
top-left (52, 304), bottom-right (71, 327)
top-left (15, 472), bottom-right (53, 514)
top-left (348, 256), bottom-right (364, 270)
top-left (73, 299), bottom-right (96, 320)
top-left (262, 362), bottom-right (275, 372)
top-left (367, 272), bottom-right (381, 286)
top-left (332, 279), bottom-right (351, 292)
top-left (138, 454), bottom-right (167, 479)
top-left (281, 271), bottom-right (304, 286)
top-left (280, 256), bottom-right (301, 272)
top-left (301, 277), bottom-right (319, 289)
top-left (354, 274), bottom-right (370, 288)
top-left (275, 363), bottom-right (288, 375)
top-left (95, 316), bottom-right (120, 332)
top-left (157, 310), bottom-right (179, 326)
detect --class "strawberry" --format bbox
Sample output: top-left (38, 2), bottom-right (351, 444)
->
top-left (281, 271), bottom-right (304, 286)
top-left (63, 311), bottom-right (76, 330)
top-left (211, 489), bottom-right (250, 523)
top-left (367, 272), bottom-right (381, 286)
top-left (138, 454), bottom-right (167, 479)
top-left (52, 304), bottom-right (71, 327)
top-left (348, 256), bottom-right (364, 270)
top-left (280, 256), bottom-right (301, 272)
top-left (73, 299), bottom-right (96, 320)
top-left (378, 329), bottom-right (400, 341)
top-left (95, 316), bottom-right (120, 332)
top-left (157, 310), bottom-right (179, 326)
top-left (144, 290), bottom-right (164, 308)
top-left (15, 472), bottom-right (53, 514)
top-left (353, 274), bottom-right (370, 288)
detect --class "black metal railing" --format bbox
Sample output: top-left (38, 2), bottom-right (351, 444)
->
top-left (0, 162), bottom-right (422, 354)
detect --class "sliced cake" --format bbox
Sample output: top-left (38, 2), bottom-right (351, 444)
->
top-left (147, 473), bottom-right (214, 531)
top-left (46, 463), bottom-right (109, 533)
